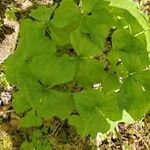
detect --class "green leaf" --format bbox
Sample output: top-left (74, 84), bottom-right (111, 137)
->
top-left (101, 72), bottom-right (120, 92)
top-left (113, 30), bottom-right (144, 54)
top-left (100, 91), bottom-right (122, 120)
top-left (35, 90), bottom-right (75, 119)
top-left (81, 0), bottom-right (109, 14)
top-left (51, 0), bottom-right (81, 28)
top-left (119, 51), bottom-right (149, 73)
top-left (16, 19), bottom-right (56, 59)
top-left (132, 70), bottom-right (150, 91)
top-left (12, 91), bottom-right (31, 113)
top-left (49, 21), bottom-right (78, 46)
top-left (70, 89), bottom-right (112, 137)
top-left (21, 110), bottom-right (42, 127)
top-left (75, 58), bottom-right (104, 87)
top-left (4, 55), bottom-right (30, 85)
top-left (29, 54), bottom-right (75, 87)
top-left (112, 30), bottom-right (149, 72)
top-left (29, 5), bottom-right (57, 22)
top-left (92, 7), bottom-right (115, 25)
top-left (117, 77), bottom-right (150, 119)
top-left (13, 74), bottom-right (75, 119)
top-left (79, 16), bottom-right (110, 49)
top-left (70, 29), bottom-right (100, 57)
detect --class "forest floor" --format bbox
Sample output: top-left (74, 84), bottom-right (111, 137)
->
top-left (0, 0), bottom-right (150, 149)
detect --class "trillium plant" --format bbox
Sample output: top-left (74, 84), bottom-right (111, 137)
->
top-left (4, 0), bottom-right (150, 139)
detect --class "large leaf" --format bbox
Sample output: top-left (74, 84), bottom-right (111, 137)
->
top-left (49, 21), bottom-right (78, 46)
top-left (70, 90), bottom-right (110, 137)
top-left (81, 0), bottom-right (109, 14)
top-left (21, 110), bottom-right (42, 127)
top-left (29, 5), bottom-right (57, 22)
top-left (132, 70), bottom-right (150, 91)
top-left (51, 0), bottom-right (81, 28)
top-left (16, 19), bottom-right (56, 59)
top-left (75, 58), bottom-right (104, 87)
top-left (79, 15), bottom-right (110, 49)
top-left (13, 74), bottom-right (75, 119)
top-left (12, 90), bottom-right (31, 113)
top-left (35, 90), bottom-right (75, 118)
top-left (29, 54), bottom-right (75, 87)
top-left (112, 30), bottom-right (149, 72)
top-left (70, 29), bottom-right (100, 57)
top-left (117, 77), bottom-right (150, 119)
top-left (101, 72), bottom-right (120, 92)
top-left (110, 0), bottom-right (150, 52)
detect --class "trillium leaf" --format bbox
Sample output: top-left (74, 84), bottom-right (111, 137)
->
top-left (132, 70), bottom-right (150, 91)
top-left (29, 54), bottom-right (75, 87)
top-left (112, 30), bottom-right (149, 72)
top-left (12, 91), bottom-right (31, 113)
top-left (49, 21), bottom-right (78, 46)
top-left (101, 72), bottom-right (120, 92)
top-left (16, 19), bottom-right (56, 59)
top-left (70, 89), bottom-right (122, 137)
top-left (75, 58), bottom-right (104, 87)
top-left (117, 77), bottom-right (150, 119)
top-left (70, 29), bottom-right (100, 57)
top-left (51, 0), bottom-right (81, 28)
top-left (21, 110), bottom-right (42, 127)
top-left (81, 0), bottom-right (109, 14)
top-left (119, 51), bottom-right (149, 73)
top-left (70, 90), bottom-right (109, 137)
top-left (29, 5), bottom-right (57, 22)
top-left (35, 90), bottom-right (75, 119)
top-left (70, 111), bottom-right (109, 137)
top-left (79, 16), bottom-right (110, 49)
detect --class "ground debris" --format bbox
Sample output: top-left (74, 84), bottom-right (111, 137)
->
top-left (98, 113), bottom-right (150, 150)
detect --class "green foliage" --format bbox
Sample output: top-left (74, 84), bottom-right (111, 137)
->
top-left (4, 0), bottom-right (150, 140)
top-left (21, 130), bottom-right (52, 150)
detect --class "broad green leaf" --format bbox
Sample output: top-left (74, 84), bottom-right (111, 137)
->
top-left (113, 30), bottom-right (149, 72)
top-left (5, 57), bottom-right (30, 85)
top-left (110, 7), bottom-right (143, 34)
top-left (70, 29), bottom-right (100, 57)
top-left (112, 30), bottom-right (144, 54)
top-left (29, 5), bottom-right (57, 22)
top-left (70, 89), bottom-right (121, 136)
top-left (49, 22), bottom-right (78, 46)
top-left (92, 7), bottom-right (115, 25)
top-left (21, 110), bottom-right (42, 127)
top-left (70, 111), bottom-right (109, 137)
top-left (13, 74), bottom-right (75, 119)
top-left (51, 0), bottom-right (81, 28)
top-left (74, 90), bottom-right (121, 121)
top-left (132, 70), bottom-right (150, 91)
top-left (119, 51), bottom-right (149, 73)
top-left (70, 90), bottom-right (109, 137)
top-left (107, 49), bottom-right (128, 77)
top-left (100, 91), bottom-right (122, 120)
top-left (117, 77), bottom-right (150, 119)
top-left (16, 19), bottom-right (56, 59)
top-left (101, 72), bottom-right (120, 92)
top-left (79, 15), bottom-right (110, 49)
top-left (110, 0), bottom-right (150, 52)
top-left (35, 90), bottom-right (75, 119)
top-left (75, 58), bottom-right (104, 87)
top-left (81, 0), bottom-right (109, 14)
top-left (12, 91), bottom-right (31, 113)
top-left (29, 54), bottom-right (75, 87)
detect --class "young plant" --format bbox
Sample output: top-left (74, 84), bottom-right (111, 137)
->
top-left (4, 0), bottom-right (150, 139)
